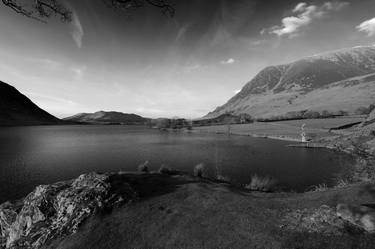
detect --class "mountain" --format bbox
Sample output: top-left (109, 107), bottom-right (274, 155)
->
top-left (205, 46), bottom-right (375, 119)
top-left (64, 111), bottom-right (150, 125)
top-left (0, 80), bottom-right (60, 126)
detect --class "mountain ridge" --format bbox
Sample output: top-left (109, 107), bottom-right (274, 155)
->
top-left (205, 46), bottom-right (375, 119)
top-left (64, 111), bottom-right (150, 124)
top-left (0, 81), bottom-right (61, 126)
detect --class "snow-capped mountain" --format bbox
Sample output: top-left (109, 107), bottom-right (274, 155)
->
top-left (205, 46), bottom-right (375, 119)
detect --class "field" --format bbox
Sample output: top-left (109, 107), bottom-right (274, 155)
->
top-left (193, 117), bottom-right (365, 142)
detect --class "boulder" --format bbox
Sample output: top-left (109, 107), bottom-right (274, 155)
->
top-left (0, 172), bottom-right (137, 249)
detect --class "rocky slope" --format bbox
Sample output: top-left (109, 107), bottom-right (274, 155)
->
top-left (1, 172), bottom-right (375, 249)
top-left (64, 111), bottom-right (150, 125)
top-left (0, 81), bottom-right (60, 126)
top-left (206, 46), bottom-right (375, 119)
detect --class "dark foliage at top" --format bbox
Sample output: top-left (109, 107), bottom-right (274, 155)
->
top-left (2, 0), bottom-right (174, 22)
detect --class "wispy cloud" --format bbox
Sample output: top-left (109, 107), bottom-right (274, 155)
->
top-left (221, 58), bottom-right (235, 65)
top-left (24, 92), bottom-right (76, 106)
top-left (175, 23), bottom-right (192, 42)
top-left (357, 17), bottom-right (375, 37)
top-left (71, 65), bottom-right (87, 80)
top-left (71, 12), bottom-right (84, 48)
top-left (28, 58), bottom-right (63, 70)
top-left (182, 63), bottom-right (202, 73)
top-left (265, 1), bottom-right (348, 38)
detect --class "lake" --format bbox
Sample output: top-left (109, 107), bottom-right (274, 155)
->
top-left (0, 125), bottom-right (354, 203)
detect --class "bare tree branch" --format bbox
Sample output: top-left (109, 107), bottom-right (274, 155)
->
top-left (2, 0), bottom-right (174, 22)
top-left (102, 0), bottom-right (174, 17)
top-left (2, 0), bottom-right (72, 22)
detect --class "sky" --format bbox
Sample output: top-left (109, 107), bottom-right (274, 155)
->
top-left (0, 0), bottom-right (375, 119)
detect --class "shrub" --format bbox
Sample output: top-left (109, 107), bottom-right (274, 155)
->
top-left (355, 106), bottom-right (370, 115)
top-left (158, 165), bottom-right (171, 174)
top-left (335, 110), bottom-right (348, 116)
top-left (335, 179), bottom-right (350, 188)
top-left (158, 165), bottom-right (179, 175)
top-left (194, 163), bottom-right (206, 177)
top-left (369, 104), bottom-right (375, 113)
top-left (216, 175), bottom-right (231, 182)
top-left (303, 111), bottom-right (321, 119)
top-left (355, 104), bottom-right (375, 115)
top-left (244, 174), bottom-right (277, 192)
top-left (285, 111), bottom-right (305, 120)
top-left (321, 110), bottom-right (334, 118)
top-left (310, 183), bottom-right (328, 192)
top-left (137, 160), bottom-right (149, 173)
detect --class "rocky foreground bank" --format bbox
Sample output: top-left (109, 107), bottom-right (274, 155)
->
top-left (1, 171), bottom-right (375, 249)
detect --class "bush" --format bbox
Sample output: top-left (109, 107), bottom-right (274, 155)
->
top-left (216, 175), bottom-right (231, 182)
top-left (194, 163), bottom-right (206, 177)
top-left (244, 174), bottom-right (277, 192)
top-left (355, 106), bottom-right (371, 115)
top-left (285, 111), bottom-right (305, 120)
top-left (138, 160), bottom-right (149, 173)
top-left (321, 110), bottom-right (334, 118)
top-left (303, 111), bottom-right (321, 119)
top-left (158, 165), bottom-right (171, 174)
top-left (158, 165), bottom-right (179, 175)
top-left (335, 110), bottom-right (348, 116)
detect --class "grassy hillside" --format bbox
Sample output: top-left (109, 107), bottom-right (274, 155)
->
top-left (206, 47), bottom-right (375, 119)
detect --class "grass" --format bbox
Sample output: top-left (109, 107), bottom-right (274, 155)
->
top-left (335, 179), bottom-right (351, 188)
top-left (309, 183), bottom-right (329, 192)
top-left (193, 117), bottom-right (365, 142)
top-left (244, 174), bottom-right (277, 192)
top-left (43, 172), bottom-right (375, 249)
top-left (137, 161), bottom-right (149, 173)
top-left (193, 163), bottom-right (206, 177)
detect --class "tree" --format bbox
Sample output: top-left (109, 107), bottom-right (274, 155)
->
top-left (2, 0), bottom-right (174, 22)
top-left (303, 111), bottom-right (321, 119)
top-left (321, 110), bottom-right (333, 118)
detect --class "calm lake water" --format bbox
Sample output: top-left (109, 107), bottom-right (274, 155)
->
top-left (0, 125), bottom-right (354, 203)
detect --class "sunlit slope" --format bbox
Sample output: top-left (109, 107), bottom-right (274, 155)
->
top-left (206, 46), bottom-right (375, 119)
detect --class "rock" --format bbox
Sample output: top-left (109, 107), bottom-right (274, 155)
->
top-left (336, 203), bottom-right (375, 233)
top-left (0, 203), bottom-right (18, 248)
top-left (0, 172), bottom-right (137, 249)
